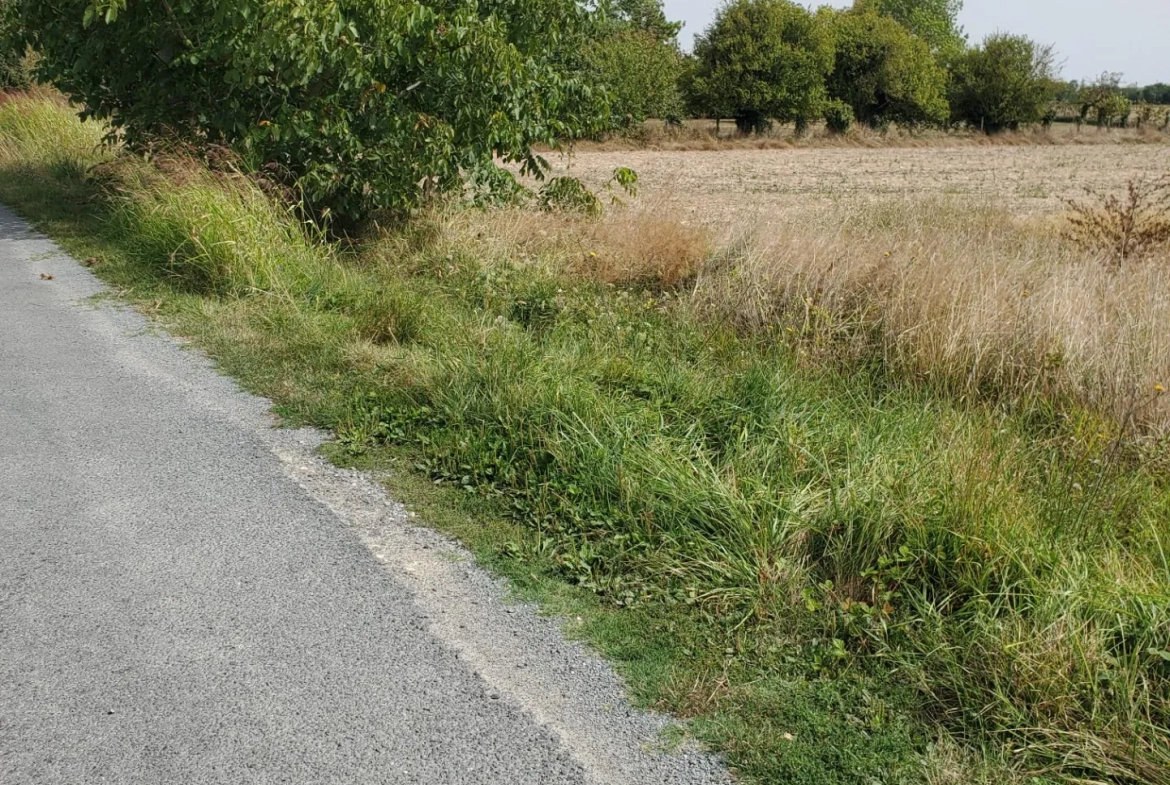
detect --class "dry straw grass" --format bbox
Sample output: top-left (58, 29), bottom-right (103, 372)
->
top-left (424, 205), bottom-right (710, 289)
top-left (691, 197), bottom-right (1170, 431)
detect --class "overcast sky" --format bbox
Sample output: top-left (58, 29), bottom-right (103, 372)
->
top-left (663, 0), bottom-right (1169, 85)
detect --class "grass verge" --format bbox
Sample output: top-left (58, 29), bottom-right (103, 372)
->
top-left (2, 91), bottom-right (1168, 785)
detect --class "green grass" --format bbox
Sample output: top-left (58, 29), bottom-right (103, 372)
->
top-left (2, 92), bottom-right (1168, 785)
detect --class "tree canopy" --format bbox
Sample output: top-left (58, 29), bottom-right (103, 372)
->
top-left (585, 0), bottom-right (684, 125)
top-left (826, 7), bottom-right (949, 128)
top-left (18, 0), bottom-right (607, 225)
top-left (852, 0), bottom-right (965, 57)
top-left (585, 28), bottom-right (684, 124)
top-left (691, 0), bottom-right (834, 134)
top-left (949, 33), bottom-right (1059, 133)
top-left (602, 0), bottom-right (681, 44)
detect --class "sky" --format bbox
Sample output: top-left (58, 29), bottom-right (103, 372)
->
top-left (662, 0), bottom-right (1170, 86)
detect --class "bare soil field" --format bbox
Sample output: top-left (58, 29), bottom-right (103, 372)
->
top-left (549, 144), bottom-right (1170, 225)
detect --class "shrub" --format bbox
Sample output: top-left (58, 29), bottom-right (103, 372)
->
top-left (824, 7), bottom-right (950, 128)
top-left (1065, 177), bottom-right (1170, 266)
top-left (822, 99), bottom-right (855, 134)
top-left (538, 176), bottom-right (604, 215)
top-left (949, 33), bottom-right (1060, 133)
top-left (690, 0), bottom-right (834, 135)
top-left (17, 0), bottom-right (608, 226)
top-left (1079, 73), bottom-right (1135, 128)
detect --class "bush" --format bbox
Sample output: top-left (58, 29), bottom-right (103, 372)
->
top-left (1065, 176), bottom-right (1170, 266)
top-left (949, 33), bottom-right (1060, 133)
top-left (17, 0), bottom-right (608, 226)
top-left (1079, 73), bottom-right (1135, 128)
top-left (690, 0), bottom-right (834, 135)
top-left (822, 99), bottom-right (854, 133)
top-left (825, 7), bottom-right (949, 128)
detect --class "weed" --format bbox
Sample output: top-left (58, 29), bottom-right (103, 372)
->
top-left (1065, 176), bottom-right (1170, 265)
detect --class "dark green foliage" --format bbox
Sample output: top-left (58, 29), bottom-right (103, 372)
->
top-left (0, 0), bottom-right (30, 89)
top-left (690, 0), bottom-right (834, 134)
top-left (1135, 83), bottom-right (1170, 105)
top-left (949, 33), bottom-right (1060, 133)
top-left (826, 7), bottom-right (949, 128)
top-left (18, 0), bottom-right (608, 225)
top-left (822, 98), bottom-right (854, 133)
top-left (603, 0), bottom-right (681, 44)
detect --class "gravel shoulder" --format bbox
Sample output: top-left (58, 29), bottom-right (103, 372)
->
top-left (0, 205), bottom-right (728, 785)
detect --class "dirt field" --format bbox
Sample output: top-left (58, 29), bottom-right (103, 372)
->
top-left (548, 144), bottom-right (1170, 226)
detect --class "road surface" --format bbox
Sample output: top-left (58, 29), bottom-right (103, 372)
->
top-left (0, 205), bottom-right (727, 785)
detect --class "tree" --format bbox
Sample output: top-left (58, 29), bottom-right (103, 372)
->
top-left (585, 0), bottom-right (684, 125)
top-left (852, 0), bottom-right (965, 58)
top-left (825, 7), bottom-right (949, 128)
top-left (1079, 73), bottom-right (1133, 128)
top-left (1141, 83), bottom-right (1170, 105)
top-left (691, 0), bottom-right (834, 134)
top-left (584, 29), bottom-right (684, 124)
top-left (18, 0), bottom-right (608, 225)
top-left (949, 33), bottom-right (1059, 133)
top-left (604, 0), bottom-right (681, 44)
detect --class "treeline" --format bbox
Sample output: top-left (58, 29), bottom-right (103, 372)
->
top-left (1048, 74), bottom-right (1170, 129)
top-left (592, 0), bottom-right (1166, 135)
top-left (1124, 84), bottom-right (1170, 105)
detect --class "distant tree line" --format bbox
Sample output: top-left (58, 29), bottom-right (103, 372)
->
top-left (588, 0), bottom-right (1163, 137)
top-left (1121, 83), bottom-right (1170, 105)
top-left (1050, 73), bottom-right (1170, 129)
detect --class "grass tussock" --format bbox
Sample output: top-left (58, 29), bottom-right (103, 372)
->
top-left (105, 157), bottom-right (339, 297)
top-left (2, 92), bottom-right (1169, 785)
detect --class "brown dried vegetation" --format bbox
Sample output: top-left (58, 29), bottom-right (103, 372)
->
top-left (1065, 176), bottom-right (1170, 265)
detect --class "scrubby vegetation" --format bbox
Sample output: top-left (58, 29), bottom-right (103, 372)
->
top-left (3, 91), bottom-right (1169, 785)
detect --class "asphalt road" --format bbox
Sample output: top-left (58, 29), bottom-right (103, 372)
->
top-left (0, 206), bottom-right (727, 785)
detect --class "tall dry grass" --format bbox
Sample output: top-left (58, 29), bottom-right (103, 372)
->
top-left (410, 206), bottom-right (710, 289)
top-left (690, 199), bottom-right (1170, 434)
top-left (418, 196), bottom-right (1170, 435)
